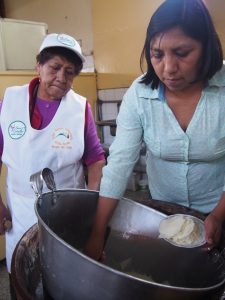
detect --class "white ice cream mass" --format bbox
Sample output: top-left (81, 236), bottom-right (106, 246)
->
top-left (159, 214), bottom-right (201, 246)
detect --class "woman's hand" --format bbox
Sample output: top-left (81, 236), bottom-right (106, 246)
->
top-left (84, 196), bottom-right (118, 260)
top-left (84, 233), bottom-right (105, 261)
top-left (0, 197), bottom-right (12, 235)
top-left (204, 213), bottom-right (222, 248)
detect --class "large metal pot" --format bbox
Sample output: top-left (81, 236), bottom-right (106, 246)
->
top-left (32, 179), bottom-right (225, 300)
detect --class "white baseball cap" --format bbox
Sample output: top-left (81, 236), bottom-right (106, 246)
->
top-left (39, 33), bottom-right (85, 62)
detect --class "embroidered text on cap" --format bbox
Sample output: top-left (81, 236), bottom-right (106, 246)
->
top-left (57, 34), bottom-right (76, 47)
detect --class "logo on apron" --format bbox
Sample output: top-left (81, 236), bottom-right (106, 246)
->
top-left (52, 128), bottom-right (73, 149)
top-left (8, 121), bottom-right (26, 139)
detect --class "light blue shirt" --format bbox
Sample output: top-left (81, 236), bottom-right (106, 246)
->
top-left (100, 66), bottom-right (225, 213)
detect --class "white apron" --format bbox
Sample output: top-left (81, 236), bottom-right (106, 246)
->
top-left (1, 84), bottom-right (86, 271)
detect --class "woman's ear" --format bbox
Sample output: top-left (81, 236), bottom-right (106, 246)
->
top-left (36, 62), bottom-right (41, 75)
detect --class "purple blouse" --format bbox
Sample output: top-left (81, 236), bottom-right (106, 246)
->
top-left (0, 98), bottom-right (104, 166)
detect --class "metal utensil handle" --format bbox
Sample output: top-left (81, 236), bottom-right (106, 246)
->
top-left (30, 170), bottom-right (44, 198)
top-left (41, 168), bottom-right (56, 192)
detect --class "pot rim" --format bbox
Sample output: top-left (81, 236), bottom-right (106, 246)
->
top-left (35, 189), bottom-right (225, 292)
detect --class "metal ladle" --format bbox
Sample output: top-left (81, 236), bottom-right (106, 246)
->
top-left (30, 167), bottom-right (57, 205)
top-left (41, 168), bottom-right (56, 192)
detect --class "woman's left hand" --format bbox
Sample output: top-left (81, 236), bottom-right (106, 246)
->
top-left (204, 213), bottom-right (222, 247)
top-left (0, 201), bottom-right (12, 235)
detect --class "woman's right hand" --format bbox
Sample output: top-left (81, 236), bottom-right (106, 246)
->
top-left (0, 199), bottom-right (12, 235)
top-left (204, 213), bottom-right (222, 248)
top-left (84, 196), bottom-right (119, 261)
top-left (84, 233), bottom-right (105, 261)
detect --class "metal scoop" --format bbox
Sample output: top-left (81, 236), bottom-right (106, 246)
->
top-left (30, 168), bottom-right (57, 205)
top-left (30, 170), bottom-right (44, 198)
top-left (41, 168), bottom-right (56, 192)
top-left (159, 214), bottom-right (206, 248)
top-left (41, 168), bottom-right (57, 204)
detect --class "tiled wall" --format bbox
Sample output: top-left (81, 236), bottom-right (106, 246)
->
top-left (82, 55), bottom-right (94, 72)
top-left (97, 88), bottom-right (128, 145)
top-left (97, 88), bottom-right (147, 191)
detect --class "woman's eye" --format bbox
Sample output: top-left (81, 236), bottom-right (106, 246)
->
top-left (151, 50), bottom-right (163, 59)
top-left (66, 70), bottom-right (75, 76)
top-left (175, 51), bottom-right (189, 58)
top-left (50, 65), bottom-right (59, 71)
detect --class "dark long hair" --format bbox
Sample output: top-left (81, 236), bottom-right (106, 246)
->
top-left (140, 0), bottom-right (223, 89)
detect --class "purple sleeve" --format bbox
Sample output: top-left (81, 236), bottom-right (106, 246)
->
top-left (0, 101), bottom-right (3, 158)
top-left (82, 102), bottom-right (105, 166)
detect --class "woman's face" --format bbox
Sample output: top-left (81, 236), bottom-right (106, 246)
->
top-left (150, 27), bottom-right (203, 92)
top-left (37, 55), bottom-right (77, 100)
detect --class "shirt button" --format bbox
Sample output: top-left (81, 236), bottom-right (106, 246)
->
top-left (46, 104), bottom-right (50, 108)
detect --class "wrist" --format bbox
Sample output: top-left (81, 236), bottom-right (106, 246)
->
top-left (210, 212), bottom-right (224, 225)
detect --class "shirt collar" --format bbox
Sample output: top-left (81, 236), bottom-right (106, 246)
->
top-left (138, 76), bottom-right (162, 101)
top-left (208, 64), bottom-right (225, 87)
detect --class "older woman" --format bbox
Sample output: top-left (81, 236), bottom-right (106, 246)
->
top-left (0, 33), bottom-right (105, 274)
top-left (85, 0), bottom-right (225, 260)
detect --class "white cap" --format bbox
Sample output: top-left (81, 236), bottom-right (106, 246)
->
top-left (39, 33), bottom-right (85, 62)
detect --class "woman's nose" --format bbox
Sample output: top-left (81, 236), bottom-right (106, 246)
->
top-left (57, 69), bottom-right (67, 82)
top-left (163, 55), bottom-right (178, 75)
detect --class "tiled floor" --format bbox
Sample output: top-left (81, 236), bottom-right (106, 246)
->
top-left (0, 189), bottom-right (150, 299)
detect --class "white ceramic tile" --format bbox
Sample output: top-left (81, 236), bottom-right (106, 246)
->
top-left (105, 133), bottom-right (115, 145)
top-left (105, 103), bottom-right (117, 115)
top-left (114, 88), bottom-right (126, 100)
top-left (103, 127), bottom-right (115, 145)
top-left (98, 90), bottom-right (105, 100)
top-left (100, 89), bottom-right (108, 101)
top-left (82, 55), bottom-right (94, 72)
top-left (105, 89), bottom-right (114, 101)
top-left (98, 88), bottom-right (128, 101)
top-left (101, 103), bottom-right (118, 119)
top-left (101, 105), bottom-right (108, 119)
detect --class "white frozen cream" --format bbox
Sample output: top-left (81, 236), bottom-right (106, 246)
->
top-left (159, 214), bottom-right (200, 246)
